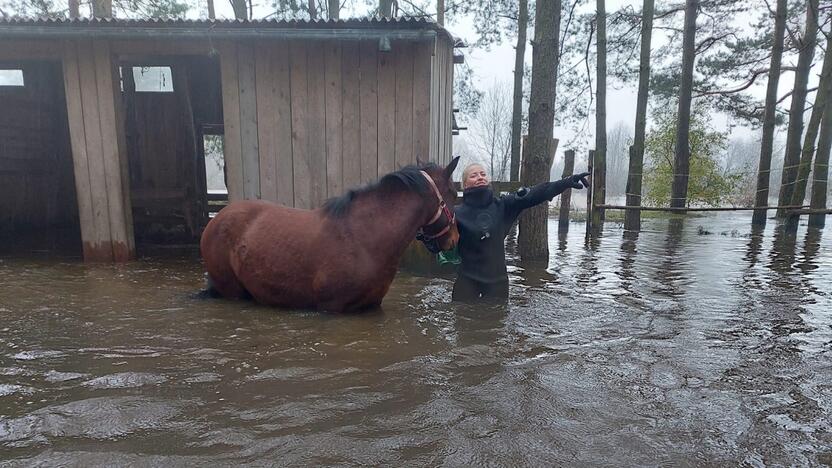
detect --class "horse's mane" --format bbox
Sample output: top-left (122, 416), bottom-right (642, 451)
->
top-left (322, 164), bottom-right (439, 218)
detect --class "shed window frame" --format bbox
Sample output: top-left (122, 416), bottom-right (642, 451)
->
top-left (122, 65), bottom-right (175, 93)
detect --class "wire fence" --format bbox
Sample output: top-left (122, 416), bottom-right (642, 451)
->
top-left (592, 160), bottom-right (830, 208)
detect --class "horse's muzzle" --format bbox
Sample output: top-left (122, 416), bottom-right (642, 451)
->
top-left (416, 234), bottom-right (444, 254)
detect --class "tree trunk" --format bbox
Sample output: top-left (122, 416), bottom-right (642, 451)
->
top-left (624, 0), bottom-right (654, 231)
top-left (510, 0), bottom-right (529, 182)
top-left (91, 0), bottom-right (112, 17)
top-left (437, 0), bottom-right (445, 25)
top-left (591, 0), bottom-right (607, 230)
top-left (519, 0), bottom-right (561, 261)
top-left (809, 84), bottom-right (832, 228)
top-left (328, 0), bottom-right (339, 19)
top-left (379, 0), bottom-right (392, 18)
top-left (789, 38), bottom-right (832, 213)
top-left (752, 0), bottom-right (787, 225)
top-left (308, 0), bottom-right (317, 19)
top-left (230, 0), bottom-right (247, 19)
top-left (777, 0), bottom-right (819, 217)
top-left (670, 0), bottom-right (698, 209)
top-left (69, 0), bottom-right (80, 18)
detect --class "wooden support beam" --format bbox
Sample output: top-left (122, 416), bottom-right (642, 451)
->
top-left (0, 41), bottom-right (61, 60)
top-left (62, 40), bottom-right (134, 262)
top-left (218, 42), bottom-right (245, 202)
top-left (92, 40), bottom-right (134, 261)
top-left (109, 40), bottom-right (221, 57)
top-left (237, 42), bottom-right (261, 200)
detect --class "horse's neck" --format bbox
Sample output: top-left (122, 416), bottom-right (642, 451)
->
top-left (349, 190), bottom-right (427, 258)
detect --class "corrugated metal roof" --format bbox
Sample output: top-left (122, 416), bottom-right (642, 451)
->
top-left (0, 16), bottom-right (454, 40)
top-left (0, 16), bottom-right (446, 29)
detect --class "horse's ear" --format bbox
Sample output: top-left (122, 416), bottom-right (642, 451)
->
top-left (444, 156), bottom-right (460, 180)
top-left (416, 156), bottom-right (427, 167)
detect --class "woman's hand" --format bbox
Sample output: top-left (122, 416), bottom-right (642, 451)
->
top-left (509, 173), bottom-right (593, 209)
top-left (565, 172), bottom-right (591, 189)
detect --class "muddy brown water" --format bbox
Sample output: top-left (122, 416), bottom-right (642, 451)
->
top-left (1, 213), bottom-right (831, 466)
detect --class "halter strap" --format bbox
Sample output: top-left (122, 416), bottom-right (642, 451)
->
top-left (417, 171), bottom-right (455, 240)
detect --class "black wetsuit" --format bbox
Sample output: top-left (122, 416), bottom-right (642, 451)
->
top-left (452, 179), bottom-right (578, 301)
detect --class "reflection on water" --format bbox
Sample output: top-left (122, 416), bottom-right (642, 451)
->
top-left (1, 212), bottom-right (831, 465)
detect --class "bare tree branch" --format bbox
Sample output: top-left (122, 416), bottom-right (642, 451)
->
top-left (693, 68), bottom-right (772, 97)
top-left (559, 0), bottom-right (582, 60)
top-left (777, 86), bottom-right (820, 106)
top-left (397, 0), bottom-right (431, 18)
top-left (653, 6), bottom-right (685, 19)
top-left (695, 32), bottom-right (740, 54)
top-left (653, 25), bottom-right (685, 33)
top-left (584, 17), bottom-right (595, 108)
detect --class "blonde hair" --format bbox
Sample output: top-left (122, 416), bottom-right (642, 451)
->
top-left (461, 163), bottom-right (487, 189)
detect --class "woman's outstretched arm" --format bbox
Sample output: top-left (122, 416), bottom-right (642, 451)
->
top-left (503, 172), bottom-right (591, 214)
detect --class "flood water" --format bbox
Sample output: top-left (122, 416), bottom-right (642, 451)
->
top-left (1, 212), bottom-right (831, 466)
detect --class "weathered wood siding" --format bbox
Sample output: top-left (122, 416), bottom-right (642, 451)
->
top-left (62, 39), bottom-right (134, 261)
top-left (431, 34), bottom-right (454, 166)
top-left (1, 32), bottom-right (455, 262)
top-left (219, 37), bottom-right (453, 208)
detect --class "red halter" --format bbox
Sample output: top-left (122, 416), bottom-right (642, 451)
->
top-left (416, 171), bottom-right (455, 241)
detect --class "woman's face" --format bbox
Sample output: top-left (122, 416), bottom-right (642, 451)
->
top-left (464, 165), bottom-right (489, 189)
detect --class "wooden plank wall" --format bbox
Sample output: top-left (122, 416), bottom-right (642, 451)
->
top-left (359, 41), bottom-right (379, 186)
top-left (432, 35), bottom-right (454, 166)
top-left (0, 35), bottom-right (454, 261)
top-left (428, 35), bottom-right (454, 166)
top-left (218, 42), bottom-right (246, 202)
top-left (0, 61), bottom-right (77, 233)
top-left (220, 37), bottom-right (447, 209)
top-left (62, 39), bottom-right (134, 261)
top-left (412, 42), bottom-right (432, 165)
top-left (443, 37), bottom-right (454, 165)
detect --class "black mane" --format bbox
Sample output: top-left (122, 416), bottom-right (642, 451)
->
top-left (322, 164), bottom-right (439, 218)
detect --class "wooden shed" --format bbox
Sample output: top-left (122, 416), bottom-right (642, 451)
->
top-left (0, 17), bottom-right (457, 261)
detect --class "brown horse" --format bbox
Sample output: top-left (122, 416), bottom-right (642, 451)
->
top-left (200, 157), bottom-right (460, 313)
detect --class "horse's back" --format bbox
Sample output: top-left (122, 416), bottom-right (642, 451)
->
top-left (201, 201), bottom-right (275, 260)
top-left (200, 200), bottom-right (324, 306)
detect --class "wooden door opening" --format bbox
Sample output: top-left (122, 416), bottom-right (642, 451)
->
top-left (119, 56), bottom-right (223, 250)
top-left (0, 61), bottom-right (81, 258)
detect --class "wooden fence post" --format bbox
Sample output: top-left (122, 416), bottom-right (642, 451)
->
top-left (559, 149), bottom-right (575, 232)
top-left (585, 150), bottom-right (594, 236)
top-left (624, 145), bottom-right (641, 232)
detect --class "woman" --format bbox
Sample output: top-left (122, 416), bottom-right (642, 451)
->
top-left (452, 163), bottom-right (590, 301)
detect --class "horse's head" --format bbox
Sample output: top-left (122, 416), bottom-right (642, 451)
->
top-left (415, 156), bottom-right (460, 253)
